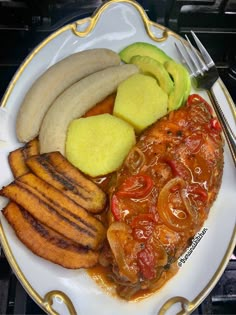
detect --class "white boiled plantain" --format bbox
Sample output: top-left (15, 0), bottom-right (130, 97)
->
top-left (39, 64), bottom-right (139, 155)
top-left (16, 49), bottom-right (121, 143)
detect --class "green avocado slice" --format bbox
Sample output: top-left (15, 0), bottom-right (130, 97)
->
top-left (119, 42), bottom-right (172, 64)
top-left (165, 60), bottom-right (191, 111)
top-left (183, 67), bottom-right (192, 103)
top-left (130, 55), bottom-right (174, 95)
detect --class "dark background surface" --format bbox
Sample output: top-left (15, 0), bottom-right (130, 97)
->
top-left (0, 1), bottom-right (236, 314)
top-left (0, 0), bottom-right (236, 102)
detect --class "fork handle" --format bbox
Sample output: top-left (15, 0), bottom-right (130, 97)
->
top-left (210, 87), bottom-right (236, 167)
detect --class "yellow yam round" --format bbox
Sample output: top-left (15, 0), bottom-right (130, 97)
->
top-left (39, 64), bottom-right (138, 155)
top-left (65, 114), bottom-right (136, 177)
top-left (113, 73), bottom-right (168, 133)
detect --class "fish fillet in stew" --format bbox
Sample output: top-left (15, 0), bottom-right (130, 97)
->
top-left (104, 94), bottom-right (224, 299)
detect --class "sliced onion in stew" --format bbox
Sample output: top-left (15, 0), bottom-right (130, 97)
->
top-left (107, 222), bottom-right (139, 283)
top-left (124, 147), bottom-right (146, 174)
top-left (157, 177), bottom-right (196, 231)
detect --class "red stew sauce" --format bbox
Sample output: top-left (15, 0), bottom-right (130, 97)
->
top-left (86, 94), bottom-right (224, 300)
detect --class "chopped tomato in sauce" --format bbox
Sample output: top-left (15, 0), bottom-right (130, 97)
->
top-left (89, 94), bottom-right (224, 300)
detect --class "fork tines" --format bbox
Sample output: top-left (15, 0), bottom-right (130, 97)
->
top-left (175, 31), bottom-right (215, 78)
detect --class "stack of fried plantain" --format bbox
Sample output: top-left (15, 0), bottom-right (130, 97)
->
top-left (1, 139), bottom-right (107, 269)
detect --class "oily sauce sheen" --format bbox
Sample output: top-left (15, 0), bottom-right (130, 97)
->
top-left (87, 94), bottom-right (224, 300)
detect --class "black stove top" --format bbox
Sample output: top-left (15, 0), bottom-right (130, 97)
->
top-left (0, 1), bottom-right (236, 314)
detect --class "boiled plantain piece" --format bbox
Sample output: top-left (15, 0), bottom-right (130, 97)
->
top-left (39, 64), bottom-right (138, 155)
top-left (0, 173), bottom-right (106, 250)
top-left (8, 138), bottom-right (39, 178)
top-left (3, 202), bottom-right (99, 268)
top-left (26, 151), bottom-right (107, 213)
top-left (17, 49), bottom-right (121, 143)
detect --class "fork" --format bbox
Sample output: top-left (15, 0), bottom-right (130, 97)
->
top-left (175, 31), bottom-right (236, 167)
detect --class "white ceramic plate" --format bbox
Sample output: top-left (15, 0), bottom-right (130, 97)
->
top-left (0, 1), bottom-right (235, 314)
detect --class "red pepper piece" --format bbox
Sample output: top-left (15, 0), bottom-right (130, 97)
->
top-left (187, 94), bottom-right (214, 115)
top-left (210, 118), bottom-right (222, 132)
top-left (116, 174), bottom-right (154, 198)
top-left (188, 184), bottom-right (208, 202)
top-left (111, 194), bottom-right (122, 221)
top-left (165, 159), bottom-right (191, 181)
top-left (137, 245), bottom-right (156, 280)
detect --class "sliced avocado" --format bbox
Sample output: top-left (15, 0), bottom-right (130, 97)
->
top-left (119, 42), bottom-right (172, 65)
top-left (130, 55), bottom-right (174, 95)
top-left (164, 60), bottom-right (191, 111)
top-left (183, 66), bottom-right (191, 103)
top-left (113, 73), bottom-right (168, 133)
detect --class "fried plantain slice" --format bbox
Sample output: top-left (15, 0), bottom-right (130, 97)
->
top-left (0, 174), bottom-right (106, 250)
top-left (24, 137), bottom-right (39, 156)
top-left (8, 138), bottom-right (39, 178)
top-left (17, 173), bottom-right (105, 233)
top-left (26, 151), bottom-right (107, 213)
top-left (8, 147), bottom-right (27, 178)
top-left (3, 202), bottom-right (99, 268)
